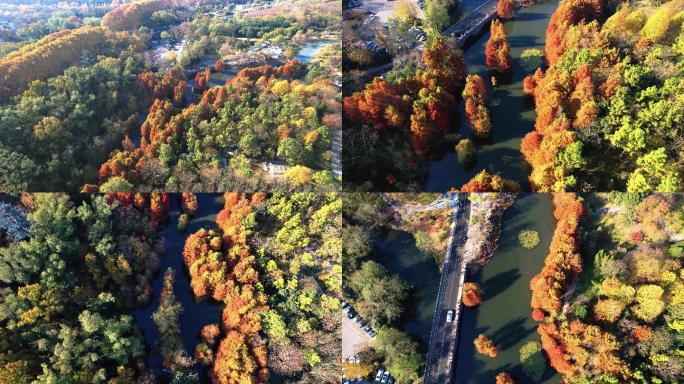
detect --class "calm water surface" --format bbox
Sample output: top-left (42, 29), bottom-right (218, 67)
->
top-left (427, 1), bottom-right (559, 191)
top-left (296, 40), bottom-right (334, 62)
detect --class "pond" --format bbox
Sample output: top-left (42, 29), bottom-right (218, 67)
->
top-left (295, 40), bottom-right (334, 63)
top-left (133, 194), bottom-right (225, 380)
top-left (426, 1), bottom-right (559, 191)
top-left (454, 193), bottom-right (559, 383)
top-left (372, 229), bottom-right (441, 346)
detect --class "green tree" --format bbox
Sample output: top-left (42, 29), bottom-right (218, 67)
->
top-left (99, 176), bottom-right (134, 192)
top-left (376, 327), bottom-right (424, 383)
top-left (520, 341), bottom-right (546, 381)
top-left (342, 225), bottom-right (371, 272)
top-left (348, 261), bottom-right (409, 326)
top-left (424, 0), bottom-right (454, 32)
top-left (0, 148), bottom-right (36, 193)
top-left (278, 137), bottom-right (308, 166)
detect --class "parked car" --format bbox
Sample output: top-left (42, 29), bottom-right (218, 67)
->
top-left (369, 330), bottom-right (377, 337)
top-left (341, 301), bottom-right (349, 309)
top-left (347, 310), bottom-right (356, 319)
top-left (381, 372), bottom-right (390, 384)
top-left (353, 354), bottom-right (360, 364)
top-left (364, 325), bottom-right (372, 333)
top-left (375, 369), bottom-right (385, 381)
top-left (446, 309), bottom-right (454, 323)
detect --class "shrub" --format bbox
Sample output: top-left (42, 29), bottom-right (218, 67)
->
top-left (518, 229), bottom-right (540, 249)
top-left (668, 241), bottom-right (684, 258)
top-left (572, 303), bottom-right (588, 319)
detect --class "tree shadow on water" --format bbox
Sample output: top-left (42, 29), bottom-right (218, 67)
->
top-left (483, 269), bottom-right (521, 301)
top-left (490, 316), bottom-right (536, 350)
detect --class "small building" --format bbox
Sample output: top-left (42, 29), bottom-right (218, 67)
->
top-left (265, 161), bottom-right (290, 176)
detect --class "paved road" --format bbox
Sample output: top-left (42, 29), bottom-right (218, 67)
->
top-left (424, 196), bottom-right (471, 384)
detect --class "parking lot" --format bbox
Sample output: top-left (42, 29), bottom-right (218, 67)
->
top-left (342, 309), bottom-right (374, 359)
top-left (358, 0), bottom-right (401, 24)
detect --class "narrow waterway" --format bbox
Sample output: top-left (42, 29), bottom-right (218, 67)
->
top-left (427, 1), bottom-right (558, 191)
top-left (133, 193), bottom-right (224, 379)
top-left (372, 229), bottom-right (440, 345)
top-left (454, 193), bottom-right (558, 383)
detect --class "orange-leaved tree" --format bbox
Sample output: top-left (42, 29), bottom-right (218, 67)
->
top-left (474, 334), bottom-right (498, 357)
top-left (462, 74), bottom-right (492, 137)
top-left (485, 20), bottom-right (512, 73)
top-left (497, 0), bottom-right (514, 20)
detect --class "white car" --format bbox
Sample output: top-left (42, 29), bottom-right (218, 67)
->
top-left (375, 369), bottom-right (385, 381)
top-left (446, 309), bottom-right (454, 323)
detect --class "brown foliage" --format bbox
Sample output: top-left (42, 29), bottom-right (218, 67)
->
top-left (184, 193), bottom-right (269, 384)
top-left (0, 26), bottom-right (115, 101)
top-left (496, 372), bottom-right (516, 384)
top-left (101, 0), bottom-right (166, 31)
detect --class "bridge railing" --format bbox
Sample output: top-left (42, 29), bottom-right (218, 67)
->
top-left (446, 0), bottom-right (499, 39)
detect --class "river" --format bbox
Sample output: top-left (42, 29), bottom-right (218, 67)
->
top-left (426, 1), bottom-right (559, 191)
top-left (372, 229), bottom-right (441, 346)
top-left (454, 193), bottom-right (559, 383)
top-left (133, 193), bottom-right (224, 380)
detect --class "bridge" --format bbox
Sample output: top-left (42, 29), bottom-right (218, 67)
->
top-left (423, 194), bottom-right (471, 384)
top-left (445, 0), bottom-right (500, 47)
